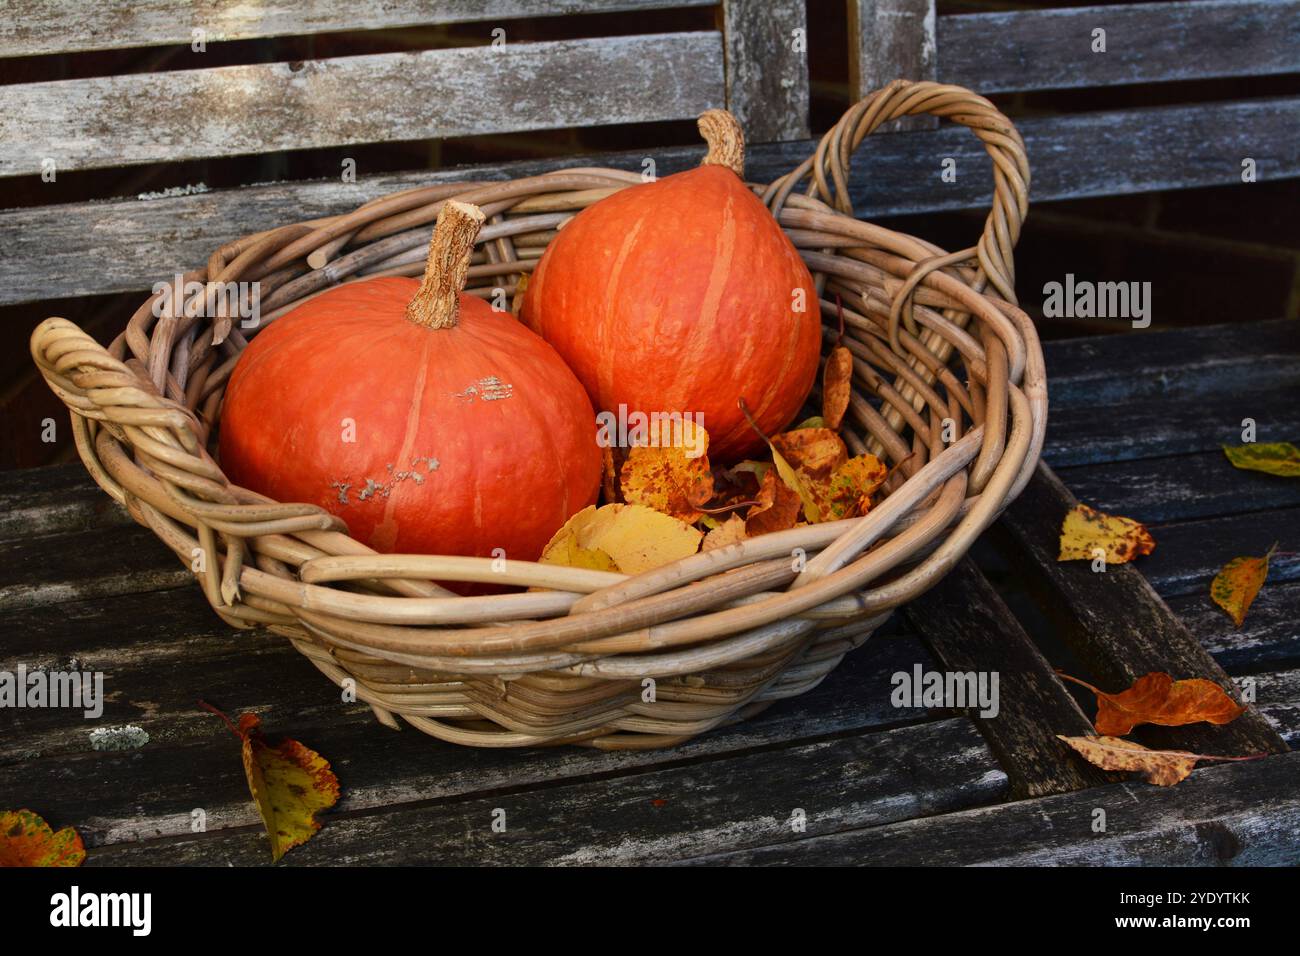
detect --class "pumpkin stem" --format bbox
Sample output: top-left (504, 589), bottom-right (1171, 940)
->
top-left (697, 109), bottom-right (745, 178)
top-left (406, 200), bottom-right (486, 330)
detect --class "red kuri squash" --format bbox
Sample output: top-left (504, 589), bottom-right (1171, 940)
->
top-left (219, 201), bottom-right (602, 562)
top-left (521, 109), bottom-right (822, 461)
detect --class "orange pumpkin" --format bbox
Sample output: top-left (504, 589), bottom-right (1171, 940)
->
top-left (219, 201), bottom-right (601, 562)
top-left (521, 110), bottom-right (821, 461)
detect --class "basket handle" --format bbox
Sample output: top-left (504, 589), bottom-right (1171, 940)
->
top-left (764, 80), bottom-right (1030, 306)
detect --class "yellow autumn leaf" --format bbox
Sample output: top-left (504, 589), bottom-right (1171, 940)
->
top-left (826, 454), bottom-right (888, 520)
top-left (1211, 544), bottom-right (1277, 627)
top-left (539, 504), bottom-right (701, 574)
top-left (1058, 503), bottom-right (1155, 564)
top-left (1223, 442), bottom-right (1300, 477)
top-left (619, 420), bottom-right (714, 521)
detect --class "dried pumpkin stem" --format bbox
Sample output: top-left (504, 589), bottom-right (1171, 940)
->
top-left (406, 200), bottom-right (486, 330)
top-left (697, 109), bottom-right (745, 178)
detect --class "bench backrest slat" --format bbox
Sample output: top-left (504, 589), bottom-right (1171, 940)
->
top-left (0, 33), bottom-right (724, 178)
top-left (0, 0), bottom-right (716, 57)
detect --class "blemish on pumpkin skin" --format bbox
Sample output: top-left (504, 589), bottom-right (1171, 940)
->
top-left (452, 376), bottom-right (514, 403)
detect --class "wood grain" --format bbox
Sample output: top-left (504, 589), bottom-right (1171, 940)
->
top-left (0, 33), bottom-right (723, 177)
top-left (0, 0), bottom-right (715, 56)
top-left (939, 0), bottom-right (1300, 94)
top-left (4, 98), bottom-right (1295, 306)
top-left (721, 0), bottom-right (810, 142)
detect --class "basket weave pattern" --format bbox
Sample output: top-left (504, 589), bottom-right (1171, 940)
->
top-left (31, 82), bottom-right (1044, 750)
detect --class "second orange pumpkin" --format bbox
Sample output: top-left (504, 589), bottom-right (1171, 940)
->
top-left (521, 110), bottom-right (822, 461)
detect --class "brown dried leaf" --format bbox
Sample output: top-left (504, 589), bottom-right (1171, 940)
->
top-left (744, 467), bottom-right (803, 536)
top-left (771, 428), bottom-right (848, 523)
top-left (1057, 735), bottom-right (1263, 787)
top-left (1058, 503), bottom-right (1155, 564)
top-left (826, 454), bottom-right (888, 520)
top-left (821, 345), bottom-right (853, 430)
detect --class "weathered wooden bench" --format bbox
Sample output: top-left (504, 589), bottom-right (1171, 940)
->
top-left (2, 1), bottom-right (1297, 864)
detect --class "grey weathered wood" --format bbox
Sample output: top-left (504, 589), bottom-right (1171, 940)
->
top-left (1174, 583), bottom-right (1300, 672)
top-left (0, 465), bottom-right (131, 541)
top-left (1138, 507), bottom-right (1300, 598)
top-left (0, 0), bottom-right (716, 57)
top-left (4, 97), bottom-right (1296, 306)
top-left (904, 559), bottom-right (1115, 798)
top-left (721, 0), bottom-right (810, 142)
top-left (0, 525), bottom-right (186, 612)
top-left (998, 464), bottom-right (1290, 758)
top-left (0, 33), bottom-right (723, 177)
top-left (939, 0), bottom-right (1300, 94)
top-left (685, 749), bottom-right (1300, 866)
top-left (80, 717), bottom-right (1003, 864)
top-left (848, 0), bottom-right (936, 131)
top-left (1044, 319), bottom-right (1300, 410)
top-left (848, 0), bottom-right (936, 96)
top-left (1045, 390), bottom-right (1300, 467)
top-left (1058, 451), bottom-right (1300, 525)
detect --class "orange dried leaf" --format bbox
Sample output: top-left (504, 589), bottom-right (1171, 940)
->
top-left (540, 504), bottom-right (701, 574)
top-left (821, 345), bottom-right (853, 430)
top-left (0, 809), bottom-right (85, 867)
top-left (1059, 671), bottom-right (1245, 736)
top-left (1057, 735), bottom-right (1262, 788)
top-left (1058, 503), bottom-right (1154, 564)
top-left (510, 273), bottom-right (530, 317)
top-left (620, 420), bottom-right (714, 522)
top-left (745, 467), bottom-right (803, 536)
top-left (771, 428), bottom-right (848, 523)
top-left (600, 445), bottom-right (622, 504)
top-left (1211, 544), bottom-right (1276, 627)
top-left (703, 514), bottom-right (748, 551)
top-left (204, 705), bottom-right (340, 863)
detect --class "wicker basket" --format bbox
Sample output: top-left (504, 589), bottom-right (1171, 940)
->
top-left (31, 81), bottom-right (1043, 750)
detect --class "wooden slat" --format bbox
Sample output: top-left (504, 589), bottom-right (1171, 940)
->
top-left (1175, 583), bottom-right (1300, 673)
top-left (1044, 319), bottom-right (1300, 410)
top-left (904, 559), bottom-right (1115, 798)
top-left (848, 0), bottom-right (936, 98)
top-left (1140, 507), bottom-right (1300, 598)
top-left (1045, 390), bottom-right (1300, 467)
top-left (0, 33), bottom-right (723, 177)
top-left (0, 465), bottom-right (131, 541)
top-left (4, 97), bottom-right (1296, 307)
top-left (939, 0), bottom-right (1300, 94)
top-left (721, 0), bottom-right (810, 142)
top-left (686, 749), bottom-right (1300, 866)
top-left (79, 717), bottom-right (1002, 864)
top-left (1058, 451), bottom-right (1300, 525)
top-left (997, 464), bottom-right (1289, 758)
top-left (0, 0), bottom-right (717, 58)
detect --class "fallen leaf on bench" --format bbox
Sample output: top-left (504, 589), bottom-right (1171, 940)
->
top-left (540, 503), bottom-right (701, 574)
top-left (1057, 503), bottom-right (1154, 564)
top-left (0, 809), bottom-right (85, 867)
top-left (1058, 735), bottom-right (1264, 787)
top-left (201, 703), bottom-right (340, 863)
top-left (1211, 544), bottom-right (1277, 627)
top-left (1223, 441), bottom-right (1300, 477)
top-left (620, 420), bottom-right (714, 522)
top-left (822, 345), bottom-right (853, 430)
top-left (1058, 671), bottom-right (1244, 735)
